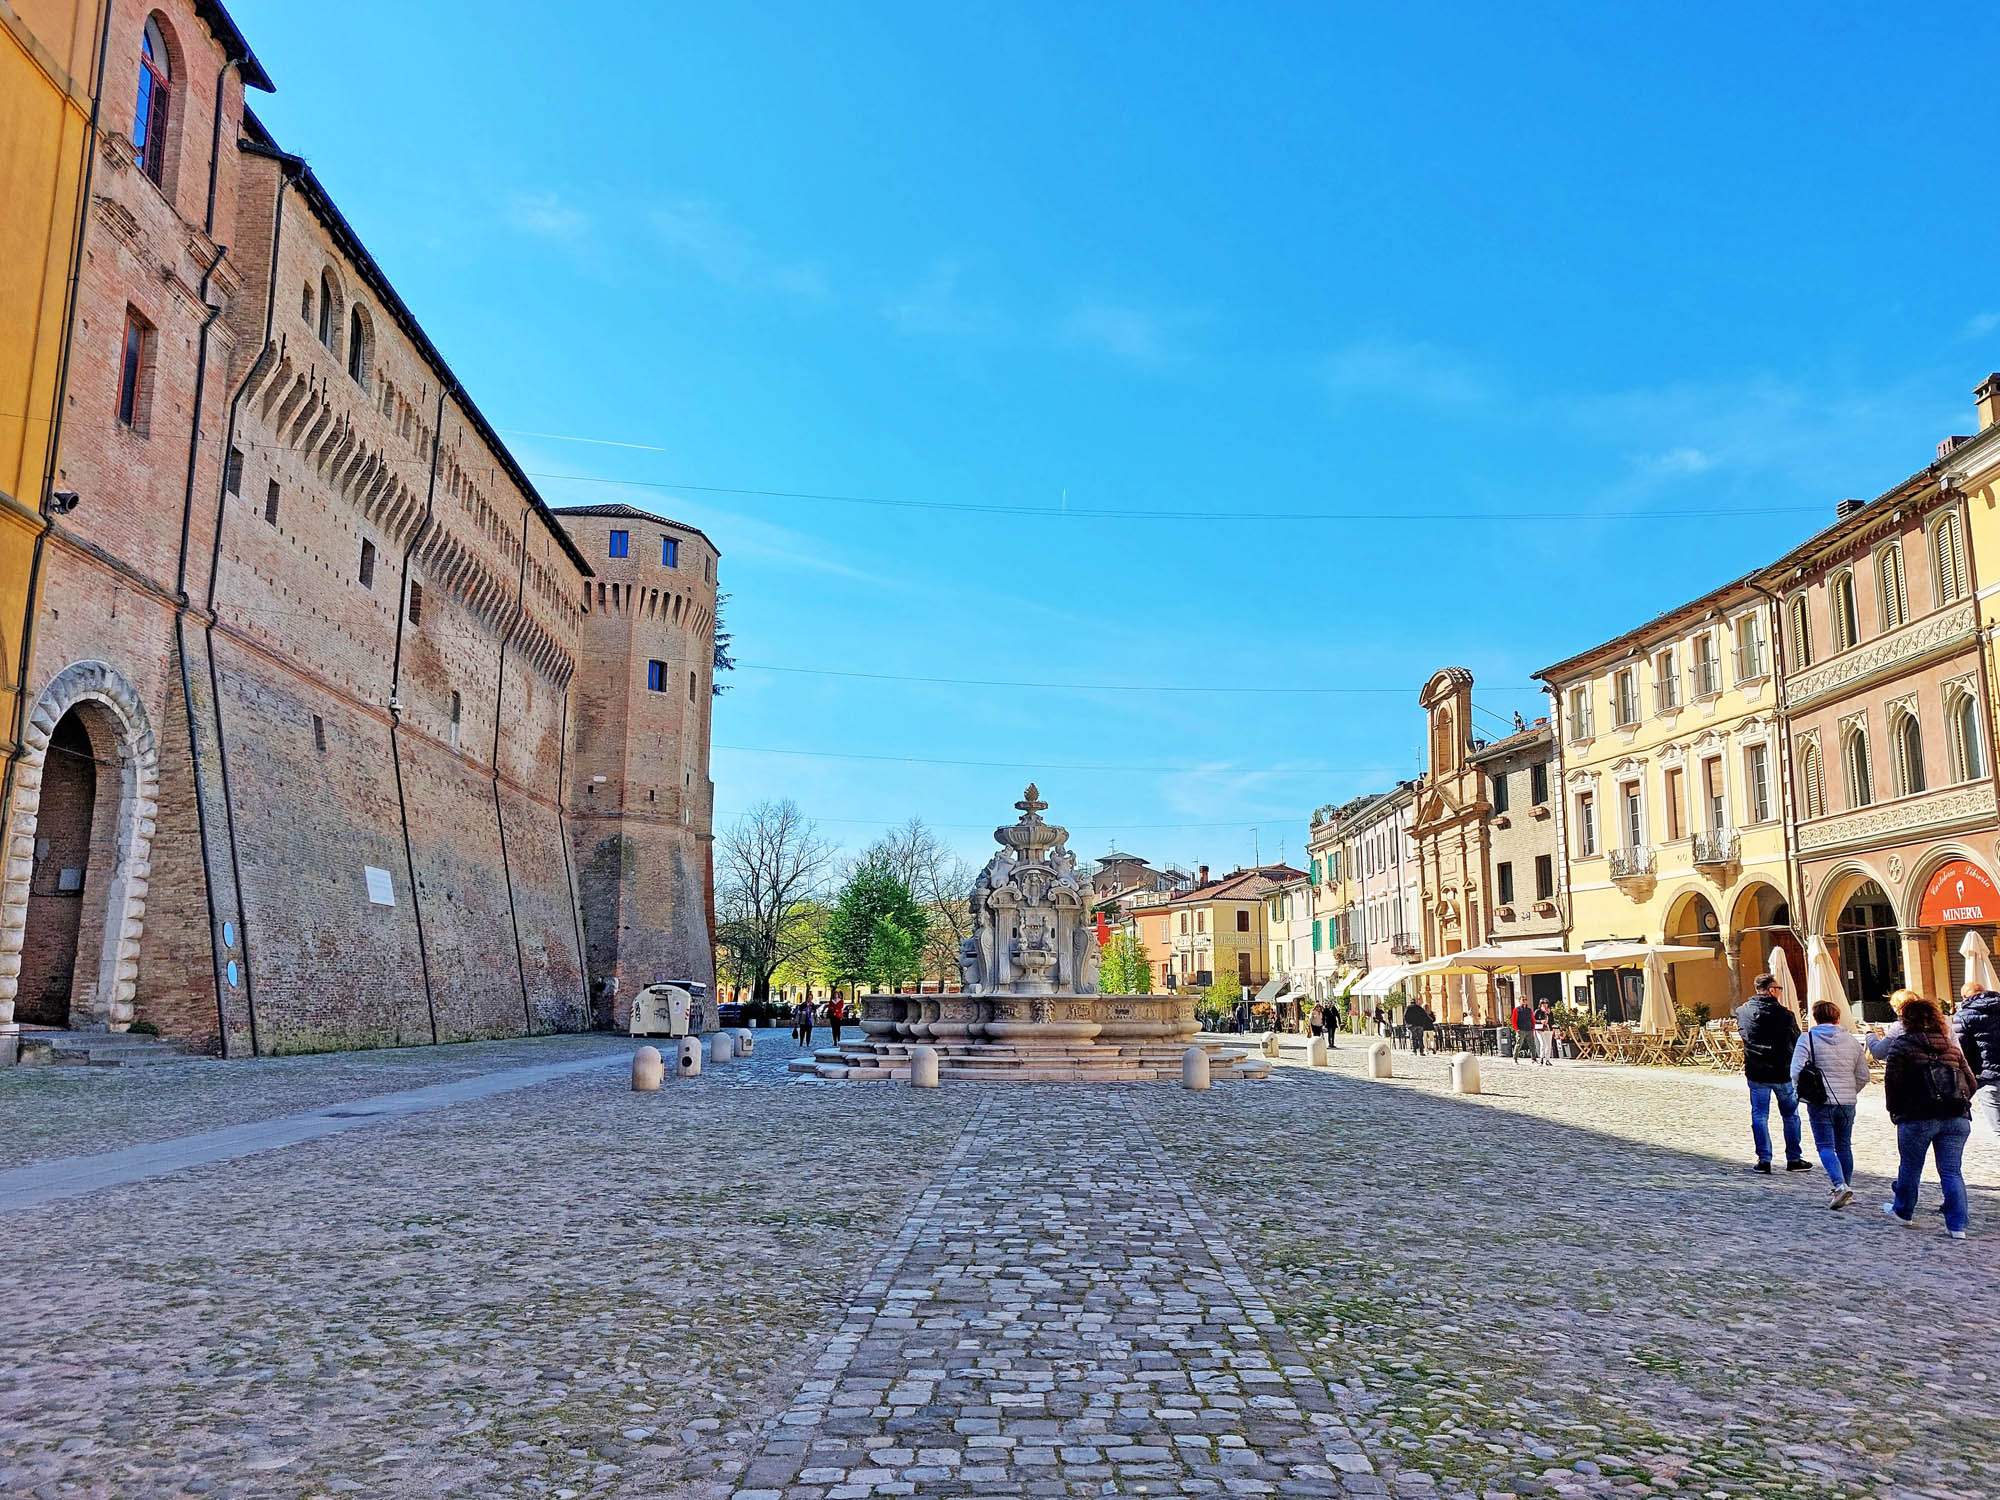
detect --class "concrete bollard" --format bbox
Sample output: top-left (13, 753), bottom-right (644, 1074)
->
top-left (631, 1045), bottom-right (664, 1091)
top-left (1451, 1051), bottom-right (1481, 1095)
top-left (1260, 1031), bottom-right (1280, 1058)
top-left (677, 1036), bottom-right (702, 1076)
top-left (1367, 1040), bottom-right (1393, 1079)
top-left (1182, 1046), bottom-right (1211, 1091)
top-left (909, 1044), bottom-right (940, 1089)
top-left (708, 1032), bottom-right (732, 1066)
top-left (1307, 1035), bottom-right (1328, 1068)
top-left (733, 1028), bottom-right (754, 1058)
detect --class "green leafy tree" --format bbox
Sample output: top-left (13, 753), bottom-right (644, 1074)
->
top-left (1098, 930), bottom-right (1152, 994)
top-left (1199, 970), bottom-right (1243, 1029)
top-left (827, 858), bottom-right (930, 993)
top-left (866, 916), bottom-right (924, 992)
top-left (715, 799), bottom-right (835, 1022)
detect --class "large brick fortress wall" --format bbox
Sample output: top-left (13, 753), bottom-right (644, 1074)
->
top-left (559, 506), bottom-right (719, 1028)
top-left (0, 0), bottom-right (715, 1054)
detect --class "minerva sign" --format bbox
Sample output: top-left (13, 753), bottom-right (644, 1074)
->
top-left (1917, 859), bottom-right (2000, 926)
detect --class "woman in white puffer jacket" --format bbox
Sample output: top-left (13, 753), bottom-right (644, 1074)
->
top-left (1791, 999), bottom-right (1874, 1208)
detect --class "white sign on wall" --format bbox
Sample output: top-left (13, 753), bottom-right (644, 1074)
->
top-left (364, 866), bottom-right (396, 906)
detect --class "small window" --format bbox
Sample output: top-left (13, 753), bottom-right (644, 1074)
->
top-left (407, 582), bottom-right (423, 626)
top-left (1831, 571), bottom-right (1859, 651)
top-left (688, 669), bottom-right (697, 701)
top-left (450, 690), bottom-right (461, 724)
top-left (1786, 595), bottom-right (1813, 670)
top-left (1530, 762), bottom-right (1548, 805)
top-left (1934, 513), bottom-right (1966, 606)
top-left (647, 659), bottom-right (666, 692)
top-left (134, 17), bottom-right (171, 188)
top-left (264, 479), bottom-right (280, 525)
top-left (347, 305), bottom-right (369, 384)
top-left (1799, 742), bottom-right (1827, 819)
top-left (318, 272), bottom-right (336, 348)
top-left (1892, 713), bottom-right (1925, 797)
top-left (1490, 771), bottom-right (1509, 814)
top-left (1496, 861), bottom-right (1514, 906)
top-left (358, 538), bottom-right (376, 589)
top-left (1574, 791), bottom-right (1597, 857)
top-left (225, 447), bottom-right (243, 496)
top-left (661, 535), bottom-right (679, 567)
top-left (117, 309), bottom-right (152, 430)
top-left (1843, 727), bottom-right (1873, 809)
top-left (301, 282), bottom-right (313, 322)
top-left (1951, 692), bottom-right (1986, 782)
top-left (1877, 543), bottom-right (1908, 631)
top-left (312, 713), bottom-right (326, 753)
top-left (1235, 909), bottom-right (1249, 933)
top-left (1534, 854), bottom-right (1554, 902)
top-left (1745, 743), bottom-right (1772, 822)
top-left (608, 530), bottom-right (629, 558)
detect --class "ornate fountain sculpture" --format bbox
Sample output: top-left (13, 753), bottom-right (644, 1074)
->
top-left (857, 785), bottom-right (1196, 1054)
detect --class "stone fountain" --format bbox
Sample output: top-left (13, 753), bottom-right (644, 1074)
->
top-left (789, 786), bottom-right (1266, 1083)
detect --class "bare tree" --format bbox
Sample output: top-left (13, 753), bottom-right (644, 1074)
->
top-left (716, 799), bottom-right (837, 1016)
top-left (863, 817), bottom-right (975, 987)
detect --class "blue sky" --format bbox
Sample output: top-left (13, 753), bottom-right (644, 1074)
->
top-left (233, 1), bottom-right (2000, 872)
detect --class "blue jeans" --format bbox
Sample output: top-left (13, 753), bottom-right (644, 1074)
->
top-left (1805, 1100), bottom-right (1856, 1187)
top-left (1892, 1117), bottom-right (1971, 1233)
top-left (1748, 1080), bottom-right (1803, 1165)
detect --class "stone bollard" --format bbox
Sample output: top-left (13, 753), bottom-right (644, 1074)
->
top-left (708, 1032), bottom-right (732, 1066)
top-left (1260, 1031), bottom-right (1280, 1058)
top-left (1307, 1035), bottom-right (1328, 1068)
top-left (1182, 1046), bottom-right (1211, 1091)
top-left (677, 1037), bottom-right (702, 1077)
top-left (1451, 1051), bottom-right (1481, 1095)
top-left (909, 1044), bottom-right (940, 1089)
top-left (1367, 1040), bottom-right (1393, 1079)
top-left (631, 1045), bottom-right (664, 1091)
top-left (733, 1028), bottom-right (754, 1058)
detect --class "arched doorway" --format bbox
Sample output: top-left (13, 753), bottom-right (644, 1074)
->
top-left (0, 662), bottom-right (159, 1032)
top-left (1664, 889), bottom-right (1731, 1021)
top-left (1731, 881), bottom-right (1801, 1007)
top-left (1835, 879), bottom-right (1903, 1022)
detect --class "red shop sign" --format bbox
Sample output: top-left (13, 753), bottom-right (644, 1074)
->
top-left (1918, 859), bottom-right (2000, 926)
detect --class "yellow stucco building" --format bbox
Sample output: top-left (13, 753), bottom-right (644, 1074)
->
top-left (1537, 579), bottom-right (1799, 1022)
top-left (0, 1), bottom-right (102, 828)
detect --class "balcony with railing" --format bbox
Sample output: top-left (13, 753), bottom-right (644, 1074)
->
top-left (1609, 845), bottom-right (1655, 884)
top-left (1612, 690), bottom-right (1641, 730)
top-left (1566, 709), bottom-right (1594, 742)
top-left (1692, 827), bottom-right (1740, 867)
top-left (1732, 643), bottom-right (1767, 683)
top-left (1654, 678), bottom-right (1680, 714)
top-left (1690, 658), bottom-right (1721, 698)
top-left (1390, 931), bottom-right (1418, 956)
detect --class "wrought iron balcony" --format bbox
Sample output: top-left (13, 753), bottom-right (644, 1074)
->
top-left (1609, 845), bottom-right (1655, 881)
top-left (1390, 931), bottom-right (1418, 956)
top-left (1692, 827), bottom-right (1740, 867)
top-left (1690, 660), bottom-right (1721, 697)
top-left (1612, 696), bottom-right (1641, 730)
top-left (1654, 680), bottom-right (1680, 714)
top-left (1733, 644), bottom-right (1767, 682)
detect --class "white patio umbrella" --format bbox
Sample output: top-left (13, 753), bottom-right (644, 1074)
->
top-left (1581, 941), bottom-right (1717, 967)
top-left (1637, 947), bottom-right (1677, 1035)
top-left (1959, 929), bottom-right (1998, 995)
top-left (1769, 944), bottom-right (1802, 1025)
top-left (1805, 934), bottom-right (1851, 1025)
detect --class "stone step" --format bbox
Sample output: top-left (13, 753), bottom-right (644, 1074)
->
top-left (15, 1031), bottom-right (192, 1068)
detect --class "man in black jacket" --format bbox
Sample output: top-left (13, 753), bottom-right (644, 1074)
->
top-left (1735, 972), bottom-right (1809, 1174)
top-left (1954, 981), bottom-right (2000, 1150)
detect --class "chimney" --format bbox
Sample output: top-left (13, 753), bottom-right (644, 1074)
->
top-left (1198, 864), bottom-right (1209, 886)
top-left (1835, 497), bottom-right (1865, 520)
top-left (1978, 373), bottom-right (2000, 432)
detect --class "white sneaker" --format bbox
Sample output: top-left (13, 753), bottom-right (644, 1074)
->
top-left (1948, 1229), bottom-right (1967, 1240)
top-left (1882, 1203), bottom-right (1916, 1227)
top-left (1830, 1185), bottom-right (1853, 1209)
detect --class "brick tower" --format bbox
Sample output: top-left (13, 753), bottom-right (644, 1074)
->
top-left (554, 504), bottom-right (718, 1027)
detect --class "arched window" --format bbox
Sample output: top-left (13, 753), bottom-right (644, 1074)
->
top-left (318, 271), bottom-right (336, 348)
top-left (1787, 595), bottom-right (1813, 670)
top-left (134, 17), bottom-right (171, 187)
top-left (1877, 542), bottom-right (1907, 631)
top-left (1949, 690), bottom-right (1986, 783)
top-left (1798, 741), bottom-right (1826, 819)
top-left (1842, 726), bottom-right (1873, 809)
top-left (1933, 512), bottom-right (1966, 606)
top-left (1433, 706), bottom-right (1455, 771)
top-left (1891, 712), bottom-right (1925, 797)
top-left (347, 304), bottom-right (369, 384)
top-left (1830, 571), bottom-right (1859, 652)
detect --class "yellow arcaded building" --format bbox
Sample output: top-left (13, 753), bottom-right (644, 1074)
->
top-left (1537, 578), bottom-right (1800, 1024)
top-left (0, 1), bottom-right (102, 813)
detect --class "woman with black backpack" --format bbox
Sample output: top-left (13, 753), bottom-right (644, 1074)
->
top-left (1881, 996), bottom-right (1978, 1239)
top-left (1790, 1000), bottom-right (1872, 1208)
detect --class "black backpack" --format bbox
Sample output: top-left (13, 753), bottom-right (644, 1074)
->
top-left (1795, 1031), bottom-right (1829, 1105)
top-left (1915, 1046), bottom-right (1974, 1114)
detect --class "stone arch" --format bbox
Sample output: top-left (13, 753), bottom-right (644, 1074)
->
top-left (1811, 858), bottom-right (1890, 935)
top-left (1904, 839), bottom-right (1992, 902)
top-left (0, 662), bottom-right (159, 1029)
top-left (1660, 882), bottom-right (1731, 1019)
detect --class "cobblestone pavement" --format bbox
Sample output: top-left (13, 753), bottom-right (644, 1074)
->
top-left (1, 1032), bottom-right (1995, 1499)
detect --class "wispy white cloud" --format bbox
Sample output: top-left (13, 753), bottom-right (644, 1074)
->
top-left (881, 259), bottom-right (1006, 338)
top-left (651, 200), bottom-right (828, 300)
top-left (1320, 337), bottom-right (1493, 407)
top-left (1060, 300), bottom-right (1201, 368)
top-left (505, 192), bottom-right (590, 244)
top-left (1964, 311), bottom-right (2000, 340)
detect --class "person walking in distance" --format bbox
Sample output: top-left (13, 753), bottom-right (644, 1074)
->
top-left (1511, 992), bottom-right (1535, 1064)
top-left (1791, 999), bottom-right (1872, 1208)
top-left (829, 993), bottom-right (845, 1045)
top-left (1736, 972), bottom-right (1809, 1175)
top-left (1403, 997), bottom-right (1432, 1055)
top-left (1533, 995), bottom-right (1556, 1065)
top-left (1323, 995), bottom-right (1342, 1050)
top-left (1953, 977), bottom-right (2000, 1157)
top-left (1881, 996), bottom-right (1978, 1238)
top-left (795, 995), bottom-right (815, 1048)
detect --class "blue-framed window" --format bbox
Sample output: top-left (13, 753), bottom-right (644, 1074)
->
top-left (608, 530), bottom-right (629, 558)
top-left (661, 536), bottom-right (679, 567)
top-left (647, 659), bottom-right (666, 692)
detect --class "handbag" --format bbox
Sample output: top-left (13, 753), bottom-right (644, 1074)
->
top-left (1795, 1028), bottom-right (1830, 1105)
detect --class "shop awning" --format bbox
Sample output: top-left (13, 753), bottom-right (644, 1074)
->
top-left (1355, 964), bottom-right (1415, 997)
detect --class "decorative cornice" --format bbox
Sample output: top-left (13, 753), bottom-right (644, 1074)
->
top-left (1784, 601), bottom-right (1977, 710)
top-left (1796, 780), bottom-right (1999, 855)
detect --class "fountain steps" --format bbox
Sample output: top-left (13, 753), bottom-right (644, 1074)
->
top-left (786, 1040), bottom-right (1267, 1084)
